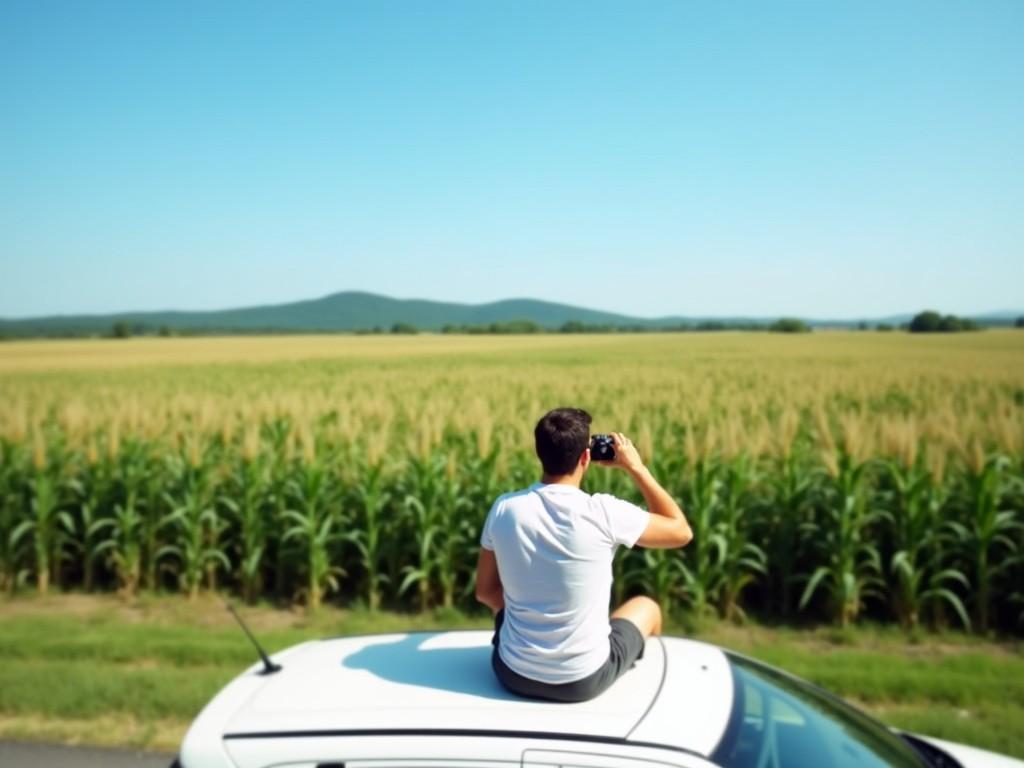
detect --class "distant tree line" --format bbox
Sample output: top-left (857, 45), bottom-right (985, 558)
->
top-left (908, 311), bottom-right (981, 333)
top-left (111, 320), bottom-right (176, 338)
top-left (352, 323), bottom-right (420, 335)
top-left (553, 320), bottom-right (782, 333)
top-left (768, 318), bottom-right (811, 333)
top-left (424, 318), bottom-right (811, 334)
top-left (441, 320), bottom-right (544, 334)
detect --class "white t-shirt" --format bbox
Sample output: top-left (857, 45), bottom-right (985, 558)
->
top-left (480, 482), bottom-right (650, 684)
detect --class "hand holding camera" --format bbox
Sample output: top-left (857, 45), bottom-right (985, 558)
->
top-left (590, 432), bottom-right (644, 473)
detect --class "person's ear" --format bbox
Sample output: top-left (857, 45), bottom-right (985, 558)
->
top-left (580, 448), bottom-right (591, 471)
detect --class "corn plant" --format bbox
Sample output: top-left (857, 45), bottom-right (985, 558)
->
top-left (262, 418), bottom-right (294, 601)
top-left (91, 493), bottom-right (144, 596)
top-left (137, 449), bottom-right (169, 592)
top-left (433, 452), bottom-right (474, 609)
top-left (343, 457), bottom-right (392, 611)
top-left (459, 442), bottom-right (506, 602)
top-left (398, 453), bottom-right (446, 611)
top-left (882, 453), bottom-right (970, 630)
top-left (759, 450), bottom-right (817, 618)
top-left (799, 451), bottom-right (885, 627)
top-left (11, 439), bottom-right (75, 595)
top-left (948, 453), bottom-right (1020, 633)
top-left (281, 459), bottom-right (344, 610)
top-left (463, 441), bottom-right (504, 516)
top-left (714, 453), bottom-right (767, 622)
top-left (204, 492), bottom-right (230, 593)
top-left (1008, 473), bottom-right (1024, 629)
top-left (677, 456), bottom-right (725, 617)
top-left (622, 547), bottom-right (686, 617)
top-left (0, 439), bottom-right (27, 594)
top-left (69, 457), bottom-right (112, 593)
top-left (220, 444), bottom-right (270, 604)
top-left (104, 438), bottom-right (161, 595)
top-left (160, 454), bottom-right (229, 600)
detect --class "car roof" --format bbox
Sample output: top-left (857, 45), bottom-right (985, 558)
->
top-left (222, 630), bottom-right (734, 757)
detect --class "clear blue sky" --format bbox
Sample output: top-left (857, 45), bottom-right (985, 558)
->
top-left (1, 1), bottom-right (1021, 319)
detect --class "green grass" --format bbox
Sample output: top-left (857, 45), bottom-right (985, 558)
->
top-left (1, 594), bottom-right (1023, 757)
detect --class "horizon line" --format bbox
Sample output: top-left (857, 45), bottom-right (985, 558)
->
top-left (0, 289), bottom-right (1020, 324)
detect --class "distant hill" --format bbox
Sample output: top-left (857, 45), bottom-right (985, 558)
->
top-left (0, 291), bottom-right (1020, 337)
top-left (0, 292), bottom-right (664, 336)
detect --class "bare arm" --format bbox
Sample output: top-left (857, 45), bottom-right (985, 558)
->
top-left (475, 547), bottom-right (505, 613)
top-left (599, 432), bottom-right (692, 548)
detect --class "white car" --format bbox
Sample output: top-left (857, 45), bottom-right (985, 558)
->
top-left (174, 630), bottom-right (1022, 768)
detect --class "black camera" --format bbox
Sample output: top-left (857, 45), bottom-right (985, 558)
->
top-left (590, 434), bottom-right (615, 461)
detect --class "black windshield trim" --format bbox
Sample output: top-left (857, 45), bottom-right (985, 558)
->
top-left (898, 732), bottom-right (965, 768)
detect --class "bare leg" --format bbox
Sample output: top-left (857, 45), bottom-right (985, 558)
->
top-left (611, 595), bottom-right (662, 638)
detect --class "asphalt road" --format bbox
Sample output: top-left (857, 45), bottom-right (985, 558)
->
top-left (0, 741), bottom-right (175, 767)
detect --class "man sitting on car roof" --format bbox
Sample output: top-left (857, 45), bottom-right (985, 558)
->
top-left (475, 407), bottom-right (693, 703)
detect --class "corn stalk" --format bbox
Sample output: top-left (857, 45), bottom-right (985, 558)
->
top-left (160, 457), bottom-right (229, 600)
top-left (91, 496), bottom-right (144, 596)
top-left (344, 459), bottom-right (392, 611)
top-left (799, 453), bottom-right (885, 627)
top-left (883, 454), bottom-right (969, 631)
top-left (715, 453), bottom-right (767, 622)
top-left (0, 439), bottom-right (27, 594)
top-left (948, 454), bottom-right (1020, 633)
top-left (11, 446), bottom-right (74, 596)
top-left (761, 450), bottom-right (817, 618)
top-left (282, 461), bottom-right (343, 611)
top-left (678, 456), bottom-right (725, 617)
top-left (220, 449), bottom-right (270, 604)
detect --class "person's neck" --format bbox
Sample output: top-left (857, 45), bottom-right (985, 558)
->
top-left (540, 472), bottom-right (582, 488)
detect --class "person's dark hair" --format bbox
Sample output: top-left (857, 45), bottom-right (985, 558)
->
top-left (534, 407), bottom-right (592, 476)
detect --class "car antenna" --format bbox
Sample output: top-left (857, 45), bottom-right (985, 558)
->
top-left (225, 600), bottom-right (282, 675)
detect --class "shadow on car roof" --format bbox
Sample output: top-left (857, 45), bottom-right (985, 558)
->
top-left (342, 632), bottom-right (517, 700)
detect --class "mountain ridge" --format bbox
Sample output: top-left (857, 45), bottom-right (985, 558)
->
top-left (0, 291), bottom-right (1019, 335)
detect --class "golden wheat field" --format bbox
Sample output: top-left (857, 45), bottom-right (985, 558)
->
top-left (1, 331), bottom-right (1022, 631)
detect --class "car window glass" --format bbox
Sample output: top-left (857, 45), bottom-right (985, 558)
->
top-left (711, 654), bottom-right (922, 768)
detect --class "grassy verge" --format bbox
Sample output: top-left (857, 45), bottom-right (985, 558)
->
top-left (1, 594), bottom-right (1022, 757)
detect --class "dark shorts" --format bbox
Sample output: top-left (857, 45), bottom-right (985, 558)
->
top-left (490, 609), bottom-right (646, 703)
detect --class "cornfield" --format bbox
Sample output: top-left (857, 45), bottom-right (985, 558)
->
top-left (1, 332), bottom-right (1022, 632)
